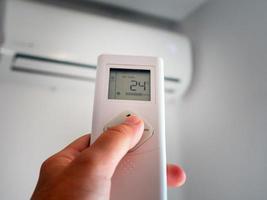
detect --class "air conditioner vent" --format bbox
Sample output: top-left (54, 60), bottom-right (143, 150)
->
top-left (12, 54), bottom-right (96, 82)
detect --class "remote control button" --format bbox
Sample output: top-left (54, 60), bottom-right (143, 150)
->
top-left (103, 111), bottom-right (133, 131)
top-left (129, 123), bottom-right (153, 152)
top-left (103, 111), bottom-right (154, 151)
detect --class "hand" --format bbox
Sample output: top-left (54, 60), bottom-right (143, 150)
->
top-left (31, 116), bottom-right (186, 200)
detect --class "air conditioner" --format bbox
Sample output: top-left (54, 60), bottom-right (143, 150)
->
top-left (0, 0), bottom-right (192, 98)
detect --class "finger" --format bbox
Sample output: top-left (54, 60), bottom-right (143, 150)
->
top-left (78, 115), bottom-right (144, 179)
top-left (54, 134), bottom-right (90, 161)
top-left (64, 134), bottom-right (90, 152)
top-left (167, 164), bottom-right (186, 187)
top-left (39, 135), bottom-right (91, 177)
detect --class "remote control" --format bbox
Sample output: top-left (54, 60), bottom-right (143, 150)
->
top-left (91, 54), bottom-right (167, 200)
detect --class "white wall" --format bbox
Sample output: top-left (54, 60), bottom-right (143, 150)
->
top-left (180, 0), bottom-right (267, 199)
top-left (0, 0), bottom-right (4, 45)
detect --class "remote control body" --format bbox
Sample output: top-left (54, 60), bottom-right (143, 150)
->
top-left (91, 54), bottom-right (167, 200)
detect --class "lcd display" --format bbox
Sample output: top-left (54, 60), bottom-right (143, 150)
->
top-left (108, 68), bottom-right (151, 101)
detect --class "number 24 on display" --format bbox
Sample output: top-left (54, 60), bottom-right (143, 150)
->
top-left (130, 80), bottom-right (147, 91)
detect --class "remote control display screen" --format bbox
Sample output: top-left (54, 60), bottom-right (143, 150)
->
top-left (108, 68), bottom-right (151, 101)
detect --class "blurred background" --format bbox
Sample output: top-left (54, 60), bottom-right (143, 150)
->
top-left (0, 0), bottom-right (266, 199)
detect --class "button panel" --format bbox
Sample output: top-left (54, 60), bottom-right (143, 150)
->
top-left (103, 111), bottom-right (154, 152)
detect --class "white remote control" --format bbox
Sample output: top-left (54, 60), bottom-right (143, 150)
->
top-left (91, 54), bottom-right (167, 200)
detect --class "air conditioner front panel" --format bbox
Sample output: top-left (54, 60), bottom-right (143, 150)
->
top-left (3, 0), bottom-right (192, 96)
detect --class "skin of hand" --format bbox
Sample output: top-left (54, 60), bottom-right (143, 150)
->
top-left (31, 115), bottom-right (186, 200)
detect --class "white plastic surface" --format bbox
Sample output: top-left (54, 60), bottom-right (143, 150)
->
top-left (91, 54), bottom-right (167, 200)
top-left (13, 56), bottom-right (96, 80)
top-left (3, 0), bottom-right (192, 97)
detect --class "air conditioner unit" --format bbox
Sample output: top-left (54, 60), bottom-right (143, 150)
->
top-left (0, 0), bottom-right (192, 98)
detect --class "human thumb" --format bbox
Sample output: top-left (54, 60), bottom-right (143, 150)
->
top-left (78, 115), bottom-right (144, 179)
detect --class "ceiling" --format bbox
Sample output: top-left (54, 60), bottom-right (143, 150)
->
top-left (87, 0), bottom-right (209, 21)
